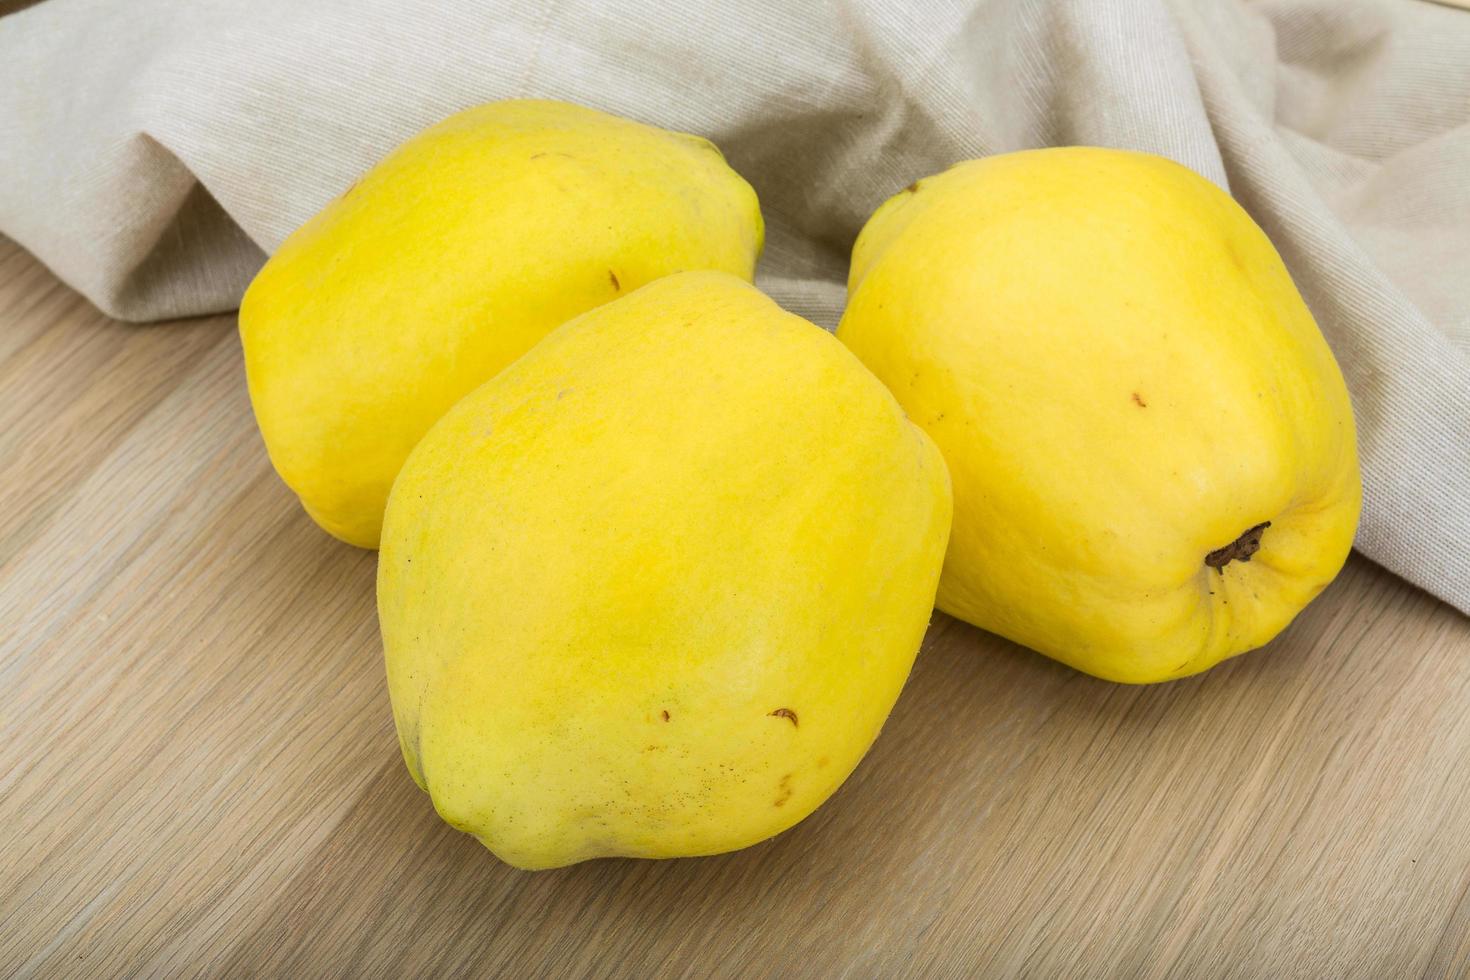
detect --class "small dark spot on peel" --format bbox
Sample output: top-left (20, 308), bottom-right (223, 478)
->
top-left (774, 773), bottom-right (794, 807)
top-left (769, 708), bottom-right (798, 727)
top-left (608, 270), bottom-right (620, 290)
top-left (660, 710), bottom-right (670, 722)
top-left (1132, 392), bottom-right (1147, 408)
top-left (817, 756), bottom-right (830, 769)
top-left (905, 181), bottom-right (920, 193)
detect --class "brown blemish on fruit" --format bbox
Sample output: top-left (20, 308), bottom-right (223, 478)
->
top-left (774, 773), bottom-right (794, 807)
top-left (608, 270), bottom-right (620, 290)
top-left (644, 745), bottom-right (661, 752)
top-left (1132, 392), bottom-right (1148, 408)
top-left (1205, 521), bottom-right (1271, 570)
top-left (660, 710), bottom-right (671, 722)
top-left (769, 708), bottom-right (798, 727)
top-left (817, 756), bottom-right (830, 769)
top-left (905, 180), bottom-right (920, 193)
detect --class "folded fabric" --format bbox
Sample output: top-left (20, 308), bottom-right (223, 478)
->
top-left (1, 0), bottom-right (1466, 612)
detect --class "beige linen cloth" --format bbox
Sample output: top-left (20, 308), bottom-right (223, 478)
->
top-left (0, 0), bottom-right (1466, 612)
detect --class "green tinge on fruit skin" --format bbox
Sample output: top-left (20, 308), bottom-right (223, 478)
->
top-left (379, 271), bottom-right (952, 869)
top-left (839, 147), bottom-right (1361, 684)
top-left (240, 99), bottom-right (765, 550)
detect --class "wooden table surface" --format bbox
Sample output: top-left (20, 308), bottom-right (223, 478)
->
top-left (2, 234), bottom-right (1469, 979)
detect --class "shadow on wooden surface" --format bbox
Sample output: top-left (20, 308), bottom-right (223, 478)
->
top-left (1, 237), bottom-right (1468, 978)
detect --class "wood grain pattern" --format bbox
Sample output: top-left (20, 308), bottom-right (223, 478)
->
top-left (1, 234), bottom-right (1468, 978)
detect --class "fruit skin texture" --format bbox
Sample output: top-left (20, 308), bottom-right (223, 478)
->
top-left (378, 271), bottom-right (952, 870)
top-left (838, 147), bottom-right (1361, 684)
top-left (240, 99), bottom-right (762, 548)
